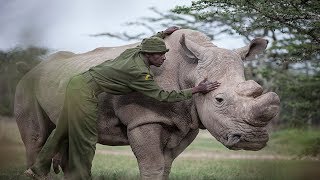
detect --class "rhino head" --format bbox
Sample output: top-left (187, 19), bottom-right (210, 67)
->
top-left (178, 32), bottom-right (280, 151)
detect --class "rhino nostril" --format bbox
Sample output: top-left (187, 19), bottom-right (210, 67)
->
top-left (226, 133), bottom-right (242, 147)
top-left (233, 134), bottom-right (241, 139)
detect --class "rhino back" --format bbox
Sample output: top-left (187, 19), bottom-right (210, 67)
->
top-left (32, 29), bottom-right (211, 125)
top-left (34, 44), bottom-right (138, 123)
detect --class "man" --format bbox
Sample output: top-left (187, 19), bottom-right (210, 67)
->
top-left (25, 26), bottom-right (220, 180)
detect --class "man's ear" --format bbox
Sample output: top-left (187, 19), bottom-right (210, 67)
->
top-left (234, 38), bottom-right (268, 61)
top-left (144, 53), bottom-right (152, 59)
top-left (179, 34), bottom-right (206, 60)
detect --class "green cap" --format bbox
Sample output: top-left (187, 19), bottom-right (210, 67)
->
top-left (140, 37), bottom-right (169, 53)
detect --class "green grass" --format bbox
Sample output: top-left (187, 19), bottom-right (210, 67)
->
top-left (1, 117), bottom-right (320, 180)
top-left (265, 128), bottom-right (320, 156)
top-left (92, 153), bottom-right (139, 180)
top-left (91, 153), bottom-right (320, 180)
top-left (170, 159), bottom-right (320, 180)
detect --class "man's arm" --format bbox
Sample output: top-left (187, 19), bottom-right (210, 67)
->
top-left (129, 72), bottom-right (192, 102)
top-left (129, 72), bottom-right (220, 102)
top-left (152, 26), bottom-right (180, 39)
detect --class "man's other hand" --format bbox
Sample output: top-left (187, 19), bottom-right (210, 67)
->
top-left (164, 26), bottom-right (180, 35)
top-left (192, 78), bottom-right (220, 94)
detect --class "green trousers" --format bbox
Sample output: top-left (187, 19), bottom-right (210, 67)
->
top-left (31, 72), bottom-right (101, 180)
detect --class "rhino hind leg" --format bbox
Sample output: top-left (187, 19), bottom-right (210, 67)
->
top-left (97, 115), bottom-right (129, 146)
top-left (97, 93), bottom-right (129, 145)
top-left (15, 95), bottom-right (55, 167)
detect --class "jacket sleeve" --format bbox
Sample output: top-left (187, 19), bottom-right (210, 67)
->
top-left (129, 72), bottom-right (192, 102)
top-left (135, 31), bottom-right (166, 49)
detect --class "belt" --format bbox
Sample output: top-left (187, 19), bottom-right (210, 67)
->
top-left (80, 71), bottom-right (102, 95)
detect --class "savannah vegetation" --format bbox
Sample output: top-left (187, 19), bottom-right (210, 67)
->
top-left (0, 0), bottom-right (319, 179)
top-left (0, 118), bottom-right (320, 179)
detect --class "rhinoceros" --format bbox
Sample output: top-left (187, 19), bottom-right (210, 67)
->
top-left (14, 29), bottom-right (280, 179)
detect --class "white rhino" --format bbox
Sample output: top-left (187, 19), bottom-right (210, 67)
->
top-left (14, 29), bottom-right (280, 179)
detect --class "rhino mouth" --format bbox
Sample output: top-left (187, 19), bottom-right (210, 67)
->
top-left (223, 131), bottom-right (269, 151)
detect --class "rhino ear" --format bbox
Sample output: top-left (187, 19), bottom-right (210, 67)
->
top-left (235, 38), bottom-right (268, 61)
top-left (179, 34), bottom-right (206, 61)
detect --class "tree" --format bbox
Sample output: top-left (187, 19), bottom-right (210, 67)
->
top-left (94, 0), bottom-right (319, 62)
top-left (0, 47), bottom-right (48, 116)
top-left (175, 0), bottom-right (319, 61)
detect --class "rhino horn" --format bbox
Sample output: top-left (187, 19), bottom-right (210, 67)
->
top-left (247, 92), bottom-right (280, 127)
top-left (236, 80), bottom-right (263, 98)
top-left (235, 38), bottom-right (268, 61)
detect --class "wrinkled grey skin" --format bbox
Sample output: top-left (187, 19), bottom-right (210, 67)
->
top-left (14, 29), bottom-right (280, 179)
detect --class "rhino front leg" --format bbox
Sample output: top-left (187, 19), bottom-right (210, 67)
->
top-left (162, 129), bottom-right (199, 180)
top-left (128, 123), bottom-right (169, 180)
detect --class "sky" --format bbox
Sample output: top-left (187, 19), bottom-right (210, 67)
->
top-left (0, 0), bottom-right (244, 54)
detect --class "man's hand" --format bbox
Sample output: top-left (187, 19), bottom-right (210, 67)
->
top-left (163, 26), bottom-right (180, 36)
top-left (192, 78), bottom-right (220, 94)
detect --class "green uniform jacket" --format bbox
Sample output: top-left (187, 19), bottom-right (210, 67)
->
top-left (89, 32), bottom-right (192, 102)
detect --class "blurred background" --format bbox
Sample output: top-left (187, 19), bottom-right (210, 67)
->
top-left (0, 0), bottom-right (319, 179)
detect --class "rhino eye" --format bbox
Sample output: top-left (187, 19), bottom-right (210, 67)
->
top-left (215, 97), bottom-right (224, 103)
top-left (214, 93), bottom-right (225, 107)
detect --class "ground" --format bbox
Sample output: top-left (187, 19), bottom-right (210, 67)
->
top-left (0, 116), bottom-right (319, 180)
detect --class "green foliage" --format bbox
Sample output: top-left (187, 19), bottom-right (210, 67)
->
top-left (300, 137), bottom-right (320, 157)
top-left (253, 65), bottom-right (320, 127)
top-left (266, 128), bottom-right (320, 157)
top-left (174, 0), bottom-right (320, 62)
top-left (278, 73), bottom-right (320, 127)
top-left (0, 47), bottom-right (48, 116)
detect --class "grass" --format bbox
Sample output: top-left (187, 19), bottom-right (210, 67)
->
top-left (91, 153), bottom-right (320, 180)
top-left (266, 128), bottom-right (320, 157)
top-left (0, 116), bottom-right (320, 180)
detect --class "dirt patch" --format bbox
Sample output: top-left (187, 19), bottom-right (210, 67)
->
top-left (96, 149), bottom-right (302, 160)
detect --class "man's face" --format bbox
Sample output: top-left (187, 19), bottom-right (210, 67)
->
top-left (146, 53), bottom-right (166, 67)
